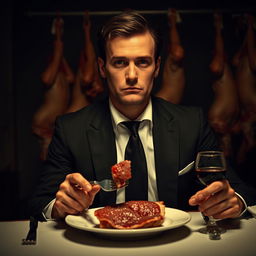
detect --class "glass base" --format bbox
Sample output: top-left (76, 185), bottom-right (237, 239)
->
top-left (198, 224), bottom-right (226, 240)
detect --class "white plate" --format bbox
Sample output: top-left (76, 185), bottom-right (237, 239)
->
top-left (65, 207), bottom-right (191, 239)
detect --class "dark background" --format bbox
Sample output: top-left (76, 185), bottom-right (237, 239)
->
top-left (1, 0), bottom-right (255, 220)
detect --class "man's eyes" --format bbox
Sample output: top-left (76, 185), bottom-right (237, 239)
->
top-left (135, 59), bottom-right (151, 67)
top-left (111, 58), bottom-right (152, 68)
top-left (112, 59), bottom-right (128, 67)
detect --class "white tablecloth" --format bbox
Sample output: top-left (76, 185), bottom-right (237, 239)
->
top-left (1, 212), bottom-right (256, 256)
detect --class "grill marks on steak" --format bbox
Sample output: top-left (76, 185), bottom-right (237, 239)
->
top-left (94, 201), bottom-right (165, 229)
top-left (111, 160), bottom-right (131, 188)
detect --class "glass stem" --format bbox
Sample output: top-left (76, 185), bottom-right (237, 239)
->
top-left (207, 216), bottom-right (221, 240)
top-left (208, 216), bottom-right (218, 226)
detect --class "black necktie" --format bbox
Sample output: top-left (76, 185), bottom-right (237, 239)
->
top-left (122, 121), bottom-right (148, 201)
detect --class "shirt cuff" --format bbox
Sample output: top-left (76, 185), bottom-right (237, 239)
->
top-left (42, 198), bottom-right (56, 221)
top-left (235, 192), bottom-right (248, 217)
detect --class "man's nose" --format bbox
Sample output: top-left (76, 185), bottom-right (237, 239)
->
top-left (126, 63), bottom-right (138, 86)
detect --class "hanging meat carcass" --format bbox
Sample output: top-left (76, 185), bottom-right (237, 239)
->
top-left (208, 13), bottom-right (239, 157)
top-left (155, 9), bottom-right (185, 104)
top-left (32, 17), bottom-right (74, 160)
top-left (66, 11), bottom-right (104, 114)
top-left (232, 14), bottom-right (256, 164)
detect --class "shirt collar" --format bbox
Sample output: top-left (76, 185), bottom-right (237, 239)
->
top-left (109, 98), bottom-right (153, 131)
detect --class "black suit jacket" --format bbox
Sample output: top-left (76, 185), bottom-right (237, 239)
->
top-left (29, 97), bottom-right (256, 221)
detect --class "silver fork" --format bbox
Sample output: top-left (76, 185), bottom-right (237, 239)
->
top-left (90, 179), bottom-right (128, 192)
top-left (89, 179), bottom-right (117, 192)
top-left (22, 216), bottom-right (38, 245)
top-left (75, 179), bottom-right (128, 192)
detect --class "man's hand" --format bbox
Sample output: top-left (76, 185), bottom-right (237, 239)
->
top-left (52, 173), bottom-right (100, 219)
top-left (189, 180), bottom-right (244, 219)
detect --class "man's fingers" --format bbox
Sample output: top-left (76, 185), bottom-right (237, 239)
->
top-left (188, 179), bottom-right (244, 219)
top-left (89, 185), bottom-right (101, 198)
top-left (189, 180), bottom-right (228, 206)
top-left (52, 202), bottom-right (75, 219)
top-left (204, 199), bottom-right (241, 219)
top-left (200, 180), bottom-right (227, 198)
top-left (90, 185), bottom-right (101, 194)
top-left (211, 204), bottom-right (241, 219)
top-left (59, 181), bottom-right (89, 208)
top-left (86, 185), bottom-right (101, 207)
top-left (199, 187), bottom-right (235, 212)
top-left (56, 189), bottom-right (86, 212)
top-left (53, 173), bottom-right (102, 219)
top-left (61, 177), bottom-right (101, 210)
top-left (189, 192), bottom-right (209, 206)
top-left (53, 198), bottom-right (82, 219)
top-left (66, 173), bottom-right (92, 192)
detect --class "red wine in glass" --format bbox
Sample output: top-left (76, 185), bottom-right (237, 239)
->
top-left (196, 167), bottom-right (226, 186)
top-left (195, 151), bottom-right (227, 240)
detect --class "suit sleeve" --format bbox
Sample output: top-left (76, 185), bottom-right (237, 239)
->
top-left (197, 108), bottom-right (256, 208)
top-left (28, 117), bottom-right (74, 221)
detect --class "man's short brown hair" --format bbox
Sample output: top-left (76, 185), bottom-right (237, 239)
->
top-left (98, 10), bottom-right (161, 61)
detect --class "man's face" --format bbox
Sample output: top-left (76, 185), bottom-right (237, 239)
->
top-left (98, 32), bottom-right (160, 112)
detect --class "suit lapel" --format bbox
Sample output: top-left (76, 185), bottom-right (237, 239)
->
top-left (152, 99), bottom-right (179, 208)
top-left (87, 99), bottom-right (117, 205)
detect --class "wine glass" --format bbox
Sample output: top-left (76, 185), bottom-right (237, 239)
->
top-left (195, 151), bottom-right (227, 240)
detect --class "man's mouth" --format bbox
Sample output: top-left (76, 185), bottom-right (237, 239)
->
top-left (122, 87), bottom-right (142, 92)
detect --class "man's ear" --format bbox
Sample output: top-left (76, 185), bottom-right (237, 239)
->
top-left (98, 57), bottom-right (106, 78)
top-left (154, 56), bottom-right (161, 78)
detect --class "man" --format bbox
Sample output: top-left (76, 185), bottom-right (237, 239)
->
top-left (29, 11), bottom-right (256, 221)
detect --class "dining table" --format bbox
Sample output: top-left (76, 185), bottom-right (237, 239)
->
top-left (1, 211), bottom-right (256, 256)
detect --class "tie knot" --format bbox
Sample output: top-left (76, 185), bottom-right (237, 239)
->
top-left (122, 121), bottom-right (141, 136)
